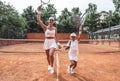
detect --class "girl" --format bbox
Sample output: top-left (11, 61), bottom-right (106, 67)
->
top-left (65, 32), bottom-right (81, 74)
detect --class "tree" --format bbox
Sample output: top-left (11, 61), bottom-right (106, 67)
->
top-left (22, 4), bottom-right (57, 33)
top-left (22, 6), bottom-right (42, 33)
top-left (113, 0), bottom-right (120, 12)
top-left (105, 10), bottom-right (114, 27)
top-left (40, 4), bottom-right (57, 25)
top-left (0, 1), bottom-right (27, 38)
top-left (57, 8), bottom-right (77, 33)
top-left (105, 0), bottom-right (120, 27)
top-left (82, 3), bottom-right (100, 33)
top-left (71, 7), bottom-right (82, 33)
top-left (112, 0), bottom-right (120, 25)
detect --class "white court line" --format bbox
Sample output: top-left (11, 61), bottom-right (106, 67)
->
top-left (56, 50), bottom-right (59, 81)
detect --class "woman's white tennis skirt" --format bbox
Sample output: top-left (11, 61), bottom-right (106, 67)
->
top-left (68, 53), bottom-right (78, 61)
top-left (44, 39), bottom-right (57, 50)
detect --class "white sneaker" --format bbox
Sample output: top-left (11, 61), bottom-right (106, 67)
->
top-left (71, 68), bottom-right (75, 74)
top-left (67, 66), bottom-right (71, 73)
top-left (71, 70), bottom-right (75, 74)
top-left (48, 65), bottom-right (51, 70)
top-left (50, 67), bottom-right (54, 74)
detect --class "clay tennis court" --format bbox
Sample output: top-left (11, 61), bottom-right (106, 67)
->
top-left (0, 42), bottom-right (120, 81)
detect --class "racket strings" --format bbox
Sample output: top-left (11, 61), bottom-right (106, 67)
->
top-left (41, 0), bottom-right (50, 5)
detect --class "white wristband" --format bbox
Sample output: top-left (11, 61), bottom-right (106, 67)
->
top-left (57, 42), bottom-right (60, 45)
top-left (79, 31), bottom-right (82, 34)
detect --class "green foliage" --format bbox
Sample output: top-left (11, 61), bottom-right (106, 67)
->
top-left (40, 4), bottom-right (57, 25)
top-left (112, 12), bottom-right (120, 25)
top-left (112, 0), bottom-right (120, 25)
top-left (22, 6), bottom-right (42, 33)
top-left (72, 7), bottom-right (81, 15)
top-left (82, 3), bottom-right (100, 33)
top-left (83, 13), bottom-right (100, 33)
top-left (113, 0), bottom-right (120, 12)
top-left (57, 8), bottom-right (78, 33)
top-left (1, 0), bottom-right (119, 38)
top-left (71, 7), bottom-right (82, 33)
top-left (22, 4), bottom-right (57, 33)
top-left (0, 1), bottom-right (27, 38)
top-left (104, 10), bottom-right (120, 29)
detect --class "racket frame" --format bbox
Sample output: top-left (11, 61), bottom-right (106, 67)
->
top-left (40, 0), bottom-right (50, 6)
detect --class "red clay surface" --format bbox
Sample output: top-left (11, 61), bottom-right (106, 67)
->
top-left (0, 43), bottom-right (120, 81)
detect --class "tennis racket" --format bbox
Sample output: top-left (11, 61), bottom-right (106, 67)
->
top-left (38, 0), bottom-right (50, 11)
top-left (40, 0), bottom-right (50, 6)
top-left (79, 12), bottom-right (87, 34)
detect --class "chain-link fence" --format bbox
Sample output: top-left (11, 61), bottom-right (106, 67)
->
top-left (89, 25), bottom-right (120, 48)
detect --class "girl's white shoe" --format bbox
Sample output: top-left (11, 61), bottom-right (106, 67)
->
top-left (71, 70), bottom-right (75, 74)
top-left (71, 68), bottom-right (75, 74)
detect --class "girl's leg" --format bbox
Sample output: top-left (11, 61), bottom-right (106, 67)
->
top-left (70, 61), bottom-right (77, 74)
top-left (70, 60), bottom-right (75, 68)
top-left (69, 60), bottom-right (77, 74)
top-left (67, 60), bottom-right (74, 73)
top-left (73, 61), bottom-right (77, 69)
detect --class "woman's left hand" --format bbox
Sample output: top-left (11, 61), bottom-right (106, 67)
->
top-left (37, 6), bottom-right (41, 11)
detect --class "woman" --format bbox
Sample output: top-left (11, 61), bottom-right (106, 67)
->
top-left (37, 6), bottom-right (60, 74)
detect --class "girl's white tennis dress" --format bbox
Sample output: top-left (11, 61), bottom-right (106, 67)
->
top-left (67, 40), bottom-right (79, 61)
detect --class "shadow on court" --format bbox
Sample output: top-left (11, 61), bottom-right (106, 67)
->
top-left (72, 73), bottom-right (93, 81)
top-left (95, 50), bottom-right (120, 54)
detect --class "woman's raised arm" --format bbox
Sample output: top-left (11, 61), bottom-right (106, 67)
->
top-left (37, 6), bottom-right (47, 31)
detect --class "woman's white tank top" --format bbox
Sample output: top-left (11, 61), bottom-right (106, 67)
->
top-left (45, 28), bottom-right (55, 37)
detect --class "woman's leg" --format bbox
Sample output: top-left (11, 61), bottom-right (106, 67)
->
top-left (45, 50), bottom-right (50, 65)
top-left (49, 48), bottom-right (56, 67)
top-left (49, 48), bottom-right (56, 73)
